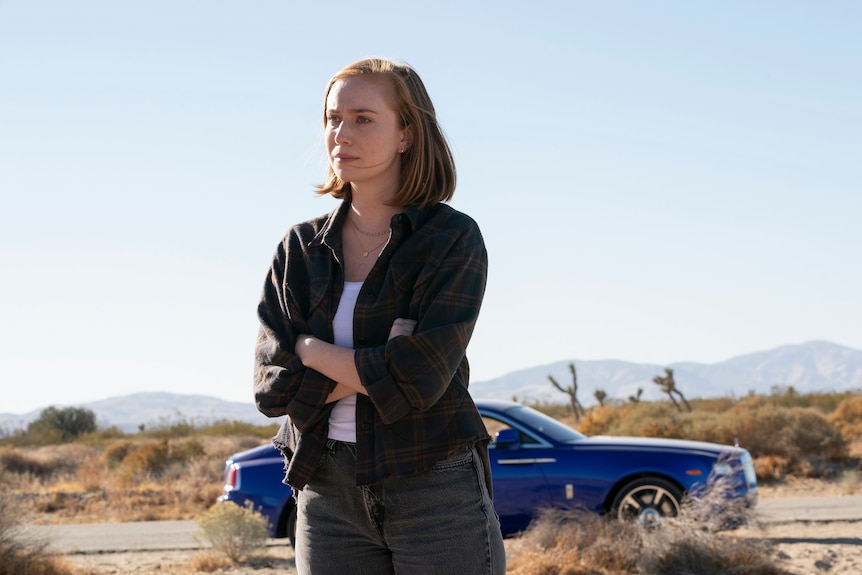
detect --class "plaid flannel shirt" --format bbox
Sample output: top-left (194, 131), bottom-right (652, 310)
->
top-left (254, 200), bottom-right (490, 490)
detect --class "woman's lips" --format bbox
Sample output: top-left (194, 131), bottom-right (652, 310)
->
top-left (334, 154), bottom-right (358, 163)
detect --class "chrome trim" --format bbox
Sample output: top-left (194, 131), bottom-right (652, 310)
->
top-left (481, 410), bottom-right (555, 449)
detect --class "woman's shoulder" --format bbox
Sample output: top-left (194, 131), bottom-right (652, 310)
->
top-left (407, 203), bottom-right (486, 259)
top-left (419, 203), bottom-right (482, 234)
top-left (282, 203), bottom-right (345, 242)
top-left (287, 211), bottom-right (331, 235)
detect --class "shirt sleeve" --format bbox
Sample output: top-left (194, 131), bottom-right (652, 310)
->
top-left (355, 219), bottom-right (488, 424)
top-left (253, 238), bottom-right (337, 432)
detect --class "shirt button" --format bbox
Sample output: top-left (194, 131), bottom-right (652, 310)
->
top-left (357, 337), bottom-right (367, 346)
top-left (360, 423), bottom-right (371, 431)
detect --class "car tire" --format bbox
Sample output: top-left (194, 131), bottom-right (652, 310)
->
top-left (611, 477), bottom-right (683, 526)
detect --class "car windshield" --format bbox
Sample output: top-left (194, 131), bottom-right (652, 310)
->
top-left (509, 405), bottom-right (586, 442)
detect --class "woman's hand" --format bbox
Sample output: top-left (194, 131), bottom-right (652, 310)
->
top-left (388, 318), bottom-right (416, 341)
top-left (295, 335), bottom-right (366, 398)
top-left (295, 334), bottom-right (318, 365)
top-left (294, 322), bottom-right (413, 403)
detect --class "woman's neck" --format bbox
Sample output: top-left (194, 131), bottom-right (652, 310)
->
top-left (349, 198), bottom-right (402, 233)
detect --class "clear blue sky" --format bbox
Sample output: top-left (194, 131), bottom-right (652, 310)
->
top-left (1, 1), bottom-right (860, 415)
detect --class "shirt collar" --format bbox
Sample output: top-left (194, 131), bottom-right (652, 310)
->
top-left (308, 200), bottom-right (433, 250)
top-left (310, 200), bottom-right (351, 251)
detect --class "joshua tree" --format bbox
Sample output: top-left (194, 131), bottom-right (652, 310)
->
top-left (652, 367), bottom-right (692, 412)
top-left (666, 368), bottom-right (692, 412)
top-left (628, 388), bottom-right (643, 404)
top-left (593, 389), bottom-right (607, 407)
top-left (548, 362), bottom-right (585, 421)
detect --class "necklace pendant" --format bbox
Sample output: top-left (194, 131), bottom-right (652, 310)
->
top-left (363, 251), bottom-right (370, 257)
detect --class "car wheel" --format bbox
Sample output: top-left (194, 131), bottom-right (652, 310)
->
top-left (611, 477), bottom-right (683, 527)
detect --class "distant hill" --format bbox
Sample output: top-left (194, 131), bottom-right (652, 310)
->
top-left (0, 392), bottom-right (277, 434)
top-left (2, 341), bottom-right (860, 433)
top-left (470, 340), bottom-right (862, 406)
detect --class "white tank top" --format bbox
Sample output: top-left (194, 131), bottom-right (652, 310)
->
top-left (327, 281), bottom-right (362, 442)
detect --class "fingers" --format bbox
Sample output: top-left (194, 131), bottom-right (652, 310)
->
top-left (388, 318), bottom-right (417, 340)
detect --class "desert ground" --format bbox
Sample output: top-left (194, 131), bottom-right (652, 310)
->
top-left (56, 478), bottom-right (862, 575)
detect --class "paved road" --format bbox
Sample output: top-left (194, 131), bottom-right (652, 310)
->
top-left (756, 495), bottom-right (862, 523)
top-left (26, 496), bottom-right (862, 554)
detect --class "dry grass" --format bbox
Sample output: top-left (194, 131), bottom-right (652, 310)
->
top-left (0, 494), bottom-right (78, 575)
top-left (570, 391), bottom-right (862, 482)
top-left (2, 392), bottom-right (860, 574)
top-left (506, 508), bottom-right (783, 575)
top-left (190, 553), bottom-right (235, 572)
top-left (2, 434), bottom-right (267, 525)
top-left (505, 463), bottom-right (779, 574)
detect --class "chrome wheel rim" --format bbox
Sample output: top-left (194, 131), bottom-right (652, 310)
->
top-left (616, 484), bottom-right (681, 523)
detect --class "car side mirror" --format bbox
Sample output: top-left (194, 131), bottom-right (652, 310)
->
top-left (494, 428), bottom-right (521, 450)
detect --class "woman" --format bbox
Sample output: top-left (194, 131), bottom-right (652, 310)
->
top-left (254, 58), bottom-right (505, 574)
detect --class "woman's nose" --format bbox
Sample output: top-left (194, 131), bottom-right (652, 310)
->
top-left (333, 123), bottom-right (351, 144)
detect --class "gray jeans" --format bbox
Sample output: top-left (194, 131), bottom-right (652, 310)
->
top-left (295, 440), bottom-right (506, 575)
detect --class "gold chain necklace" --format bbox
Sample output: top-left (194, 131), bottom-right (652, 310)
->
top-left (350, 220), bottom-right (390, 257)
top-left (349, 216), bottom-right (390, 237)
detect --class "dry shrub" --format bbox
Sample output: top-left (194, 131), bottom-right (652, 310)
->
top-left (101, 440), bottom-right (136, 468)
top-left (840, 469), bottom-right (861, 494)
top-left (74, 455), bottom-right (109, 493)
top-left (196, 501), bottom-right (270, 563)
top-left (683, 457), bottom-right (758, 532)
top-left (0, 448), bottom-right (53, 478)
top-left (642, 524), bottom-right (781, 575)
top-left (507, 508), bottom-right (782, 575)
top-left (639, 419), bottom-right (687, 439)
top-left (117, 440), bottom-right (170, 484)
top-left (33, 491), bottom-right (93, 517)
top-left (828, 395), bottom-right (862, 441)
top-left (794, 457), bottom-right (817, 478)
top-left (164, 458), bottom-right (226, 511)
top-left (754, 455), bottom-right (791, 481)
top-left (599, 403), bottom-right (679, 437)
top-left (198, 419), bottom-right (279, 439)
top-left (0, 494), bottom-right (76, 575)
top-left (170, 438), bottom-right (206, 463)
top-left (507, 509), bottom-right (642, 574)
top-left (3, 425), bottom-right (280, 528)
top-left (575, 397), bottom-right (851, 473)
top-left (577, 406), bottom-right (620, 436)
top-left (8, 425), bottom-right (63, 447)
top-left (726, 404), bottom-right (847, 466)
top-left (201, 435), bottom-right (267, 460)
top-left (106, 438), bottom-right (205, 485)
top-left (191, 552), bottom-right (235, 572)
top-left (0, 446), bottom-right (91, 496)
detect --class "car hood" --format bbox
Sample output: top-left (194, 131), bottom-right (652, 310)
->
top-left (573, 435), bottom-right (743, 456)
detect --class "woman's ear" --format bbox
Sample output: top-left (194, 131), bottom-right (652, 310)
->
top-left (399, 126), bottom-right (413, 153)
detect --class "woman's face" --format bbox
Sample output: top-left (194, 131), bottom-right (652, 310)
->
top-left (325, 75), bottom-right (410, 196)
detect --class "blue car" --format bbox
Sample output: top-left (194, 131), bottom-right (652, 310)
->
top-left (219, 400), bottom-right (757, 545)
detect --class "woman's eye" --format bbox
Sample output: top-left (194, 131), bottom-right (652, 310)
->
top-left (357, 116), bottom-right (371, 124)
top-left (327, 115), bottom-right (341, 126)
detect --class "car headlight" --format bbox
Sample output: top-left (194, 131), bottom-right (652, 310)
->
top-left (712, 463), bottom-right (733, 476)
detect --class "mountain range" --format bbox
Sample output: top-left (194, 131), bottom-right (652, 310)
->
top-left (469, 340), bottom-right (862, 406)
top-left (2, 341), bottom-right (860, 433)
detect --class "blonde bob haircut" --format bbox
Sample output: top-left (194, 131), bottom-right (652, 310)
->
top-left (315, 58), bottom-right (456, 209)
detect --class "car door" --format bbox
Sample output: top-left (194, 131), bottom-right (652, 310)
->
top-left (483, 415), bottom-right (556, 535)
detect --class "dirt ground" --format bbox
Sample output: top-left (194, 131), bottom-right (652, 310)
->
top-left (59, 522), bottom-right (862, 575)
top-left (59, 478), bottom-right (862, 575)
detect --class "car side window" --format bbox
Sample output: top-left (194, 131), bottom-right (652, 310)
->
top-left (482, 415), bottom-right (539, 447)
